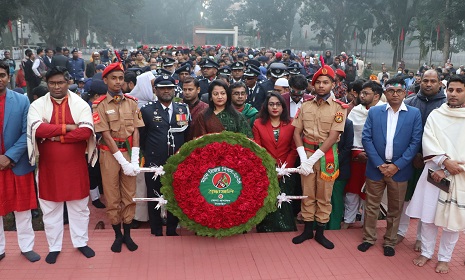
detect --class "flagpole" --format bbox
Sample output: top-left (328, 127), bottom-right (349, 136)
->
top-left (429, 25), bottom-right (433, 66)
top-left (395, 29), bottom-right (400, 69)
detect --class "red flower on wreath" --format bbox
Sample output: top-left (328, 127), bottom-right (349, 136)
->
top-left (172, 142), bottom-right (269, 229)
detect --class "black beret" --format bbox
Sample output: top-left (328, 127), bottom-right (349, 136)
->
top-left (90, 79), bottom-right (108, 95)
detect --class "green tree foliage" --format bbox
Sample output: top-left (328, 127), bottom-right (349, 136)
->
top-left (300, 0), bottom-right (373, 54)
top-left (420, 0), bottom-right (465, 64)
top-left (369, 0), bottom-right (419, 68)
top-left (236, 0), bottom-right (303, 48)
top-left (0, 0), bottom-right (21, 26)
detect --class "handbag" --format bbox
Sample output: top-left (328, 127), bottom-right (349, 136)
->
top-left (427, 168), bottom-right (451, 193)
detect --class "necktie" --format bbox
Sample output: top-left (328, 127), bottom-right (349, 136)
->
top-left (164, 107), bottom-right (170, 120)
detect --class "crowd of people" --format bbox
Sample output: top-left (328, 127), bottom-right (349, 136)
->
top-left (1, 44), bottom-right (464, 274)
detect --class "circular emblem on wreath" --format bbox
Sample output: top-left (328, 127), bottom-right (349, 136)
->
top-left (160, 131), bottom-right (279, 237)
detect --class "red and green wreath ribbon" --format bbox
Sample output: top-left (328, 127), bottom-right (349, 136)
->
top-left (320, 143), bottom-right (339, 181)
top-left (160, 131), bottom-right (279, 238)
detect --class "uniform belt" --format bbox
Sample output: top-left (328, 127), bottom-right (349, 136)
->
top-left (100, 139), bottom-right (127, 148)
top-left (303, 139), bottom-right (320, 152)
top-left (385, 160), bottom-right (392, 164)
top-left (98, 144), bottom-right (128, 152)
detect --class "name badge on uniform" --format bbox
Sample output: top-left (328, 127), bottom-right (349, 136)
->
top-left (106, 109), bottom-right (115, 114)
top-left (176, 114), bottom-right (187, 126)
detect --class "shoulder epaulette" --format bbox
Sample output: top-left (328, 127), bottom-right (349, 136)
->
top-left (333, 98), bottom-right (349, 109)
top-left (92, 95), bottom-right (106, 105)
top-left (124, 94), bottom-right (138, 101)
top-left (303, 96), bottom-right (315, 103)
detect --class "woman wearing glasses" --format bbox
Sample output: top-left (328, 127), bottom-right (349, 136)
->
top-left (192, 79), bottom-right (253, 138)
top-left (252, 91), bottom-right (298, 232)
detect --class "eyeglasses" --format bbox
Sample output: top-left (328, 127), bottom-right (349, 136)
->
top-left (268, 102), bottom-right (282, 107)
top-left (47, 81), bottom-right (68, 87)
top-left (360, 90), bottom-right (374, 96)
top-left (290, 88), bottom-right (304, 95)
top-left (232, 91), bottom-right (247, 96)
top-left (385, 88), bottom-right (405, 95)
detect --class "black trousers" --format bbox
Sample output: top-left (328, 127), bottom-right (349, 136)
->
top-left (144, 173), bottom-right (178, 234)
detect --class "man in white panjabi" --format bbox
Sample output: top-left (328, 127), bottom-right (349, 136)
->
top-left (406, 75), bottom-right (465, 274)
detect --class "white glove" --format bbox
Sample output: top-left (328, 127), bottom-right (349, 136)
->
top-left (306, 149), bottom-right (325, 167)
top-left (131, 147), bottom-right (141, 173)
top-left (296, 146), bottom-right (308, 163)
top-left (299, 149), bottom-right (325, 176)
top-left (113, 151), bottom-right (137, 176)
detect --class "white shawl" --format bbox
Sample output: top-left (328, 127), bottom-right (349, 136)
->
top-left (422, 103), bottom-right (465, 231)
top-left (348, 100), bottom-right (385, 150)
top-left (128, 71), bottom-right (156, 108)
top-left (27, 91), bottom-right (97, 167)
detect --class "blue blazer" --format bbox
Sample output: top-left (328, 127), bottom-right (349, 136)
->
top-left (3, 89), bottom-right (35, 175)
top-left (362, 104), bottom-right (422, 182)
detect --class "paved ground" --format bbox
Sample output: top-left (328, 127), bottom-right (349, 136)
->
top-left (1, 199), bottom-right (464, 279)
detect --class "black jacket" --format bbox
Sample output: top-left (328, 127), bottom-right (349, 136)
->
top-left (404, 88), bottom-right (447, 127)
top-left (337, 118), bottom-right (354, 180)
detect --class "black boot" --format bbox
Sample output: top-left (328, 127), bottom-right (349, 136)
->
top-left (315, 222), bottom-right (334, 249)
top-left (111, 224), bottom-right (124, 253)
top-left (123, 223), bottom-right (138, 251)
top-left (292, 221), bottom-right (314, 244)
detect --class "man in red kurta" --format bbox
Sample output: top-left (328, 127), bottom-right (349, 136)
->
top-left (27, 66), bottom-right (97, 264)
top-left (0, 61), bottom-right (40, 262)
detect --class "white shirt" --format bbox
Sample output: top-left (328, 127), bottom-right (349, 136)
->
top-left (32, 57), bottom-right (42, 77)
top-left (289, 96), bottom-right (303, 118)
top-left (161, 103), bottom-right (173, 120)
top-left (385, 102), bottom-right (408, 161)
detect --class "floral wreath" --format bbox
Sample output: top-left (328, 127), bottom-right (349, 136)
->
top-left (160, 131), bottom-right (279, 238)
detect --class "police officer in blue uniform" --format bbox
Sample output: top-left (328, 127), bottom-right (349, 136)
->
top-left (198, 59), bottom-right (219, 97)
top-left (140, 75), bottom-right (190, 236)
top-left (67, 48), bottom-right (85, 81)
top-left (244, 65), bottom-right (267, 110)
top-left (287, 62), bottom-right (305, 76)
top-left (174, 63), bottom-right (192, 91)
top-left (230, 61), bottom-right (245, 84)
top-left (162, 57), bottom-right (179, 80)
top-left (259, 63), bottom-right (287, 93)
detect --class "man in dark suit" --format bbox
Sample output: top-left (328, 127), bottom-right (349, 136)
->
top-left (358, 76), bottom-right (423, 257)
top-left (43, 48), bottom-right (54, 69)
top-left (23, 49), bottom-right (40, 103)
top-left (281, 74), bottom-right (313, 119)
top-left (51, 47), bottom-right (69, 69)
top-left (140, 75), bottom-right (190, 236)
